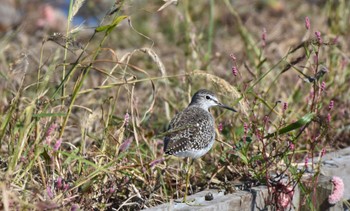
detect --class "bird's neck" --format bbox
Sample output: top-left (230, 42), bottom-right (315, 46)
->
top-left (188, 103), bottom-right (210, 111)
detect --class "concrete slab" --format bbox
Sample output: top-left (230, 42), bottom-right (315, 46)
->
top-left (145, 186), bottom-right (270, 211)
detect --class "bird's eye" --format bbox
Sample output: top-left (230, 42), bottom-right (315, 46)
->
top-left (206, 96), bottom-right (210, 100)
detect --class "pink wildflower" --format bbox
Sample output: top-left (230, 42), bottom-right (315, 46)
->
top-left (53, 138), bottom-right (62, 151)
top-left (109, 187), bottom-right (115, 194)
top-left (46, 122), bottom-right (58, 137)
top-left (45, 122), bottom-right (58, 145)
top-left (315, 31), bottom-right (322, 44)
top-left (119, 137), bottom-right (133, 153)
top-left (328, 176), bottom-right (344, 204)
top-left (321, 81), bottom-right (326, 92)
top-left (56, 177), bottom-right (63, 189)
top-left (305, 17), bottom-right (310, 30)
top-left (47, 186), bottom-right (54, 198)
top-left (218, 122), bottom-right (223, 132)
top-left (232, 66), bottom-right (238, 76)
top-left (327, 113), bottom-right (331, 123)
top-left (283, 102), bottom-right (288, 112)
top-left (244, 123), bottom-right (249, 134)
top-left (263, 115), bottom-right (269, 125)
top-left (289, 142), bottom-right (295, 150)
top-left (278, 185), bottom-right (294, 209)
top-left (71, 204), bottom-right (80, 211)
top-left (328, 100), bottom-right (334, 110)
top-left (321, 148), bottom-right (326, 157)
top-left (230, 53), bottom-right (239, 76)
top-left (124, 112), bottom-right (130, 127)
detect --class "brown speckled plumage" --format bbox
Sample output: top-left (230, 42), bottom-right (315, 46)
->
top-left (164, 89), bottom-right (236, 158)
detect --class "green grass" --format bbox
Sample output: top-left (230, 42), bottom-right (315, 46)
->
top-left (0, 0), bottom-right (349, 210)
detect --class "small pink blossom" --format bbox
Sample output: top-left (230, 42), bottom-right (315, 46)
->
top-left (53, 138), bottom-right (62, 151)
top-left (305, 17), bottom-right (310, 30)
top-left (45, 122), bottom-right (58, 145)
top-left (46, 122), bottom-right (58, 137)
top-left (70, 204), bottom-right (79, 211)
top-left (263, 115), bottom-right (269, 125)
top-left (47, 186), bottom-right (54, 198)
top-left (321, 81), bottom-right (326, 92)
top-left (283, 102), bottom-right (288, 112)
top-left (218, 122), bottom-right (223, 132)
top-left (278, 185), bottom-right (294, 209)
top-left (328, 176), bottom-right (344, 204)
top-left (230, 53), bottom-right (239, 76)
top-left (272, 183), bottom-right (294, 210)
top-left (289, 142), bottom-right (295, 150)
top-left (109, 187), bottom-right (115, 194)
top-left (321, 148), bottom-right (326, 157)
top-left (232, 66), bottom-right (238, 76)
top-left (56, 177), bottom-right (63, 189)
top-left (327, 113), bottom-right (331, 123)
top-left (119, 137), bottom-right (133, 153)
top-left (328, 100), bottom-right (334, 110)
top-left (243, 123), bottom-right (249, 134)
top-left (315, 31), bottom-right (322, 44)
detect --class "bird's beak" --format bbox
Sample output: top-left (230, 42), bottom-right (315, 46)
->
top-left (218, 102), bottom-right (237, 112)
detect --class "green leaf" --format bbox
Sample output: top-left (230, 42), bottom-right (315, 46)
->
top-left (95, 15), bottom-right (128, 33)
top-left (265, 113), bottom-right (315, 138)
top-left (33, 112), bottom-right (66, 118)
top-left (111, 15), bottom-right (128, 26)
top-left (236, 151), bottom-right (249, 165)
top-left (95, 25), bottom-right (110, 32)
top-left (235, 136), bottom-right (252, 150)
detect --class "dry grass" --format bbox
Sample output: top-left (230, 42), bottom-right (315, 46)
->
top-left (0, 0), bottom-right (350, 210)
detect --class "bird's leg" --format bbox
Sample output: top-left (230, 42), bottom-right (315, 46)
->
top-left (183, 158), bottom-right (195, 203)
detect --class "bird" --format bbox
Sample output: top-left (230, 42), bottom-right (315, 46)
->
top-left (163, 89), bottom-right (236, 203)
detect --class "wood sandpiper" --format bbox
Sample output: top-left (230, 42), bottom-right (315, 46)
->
top-left (163, 89), bottom-right (236, 203)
